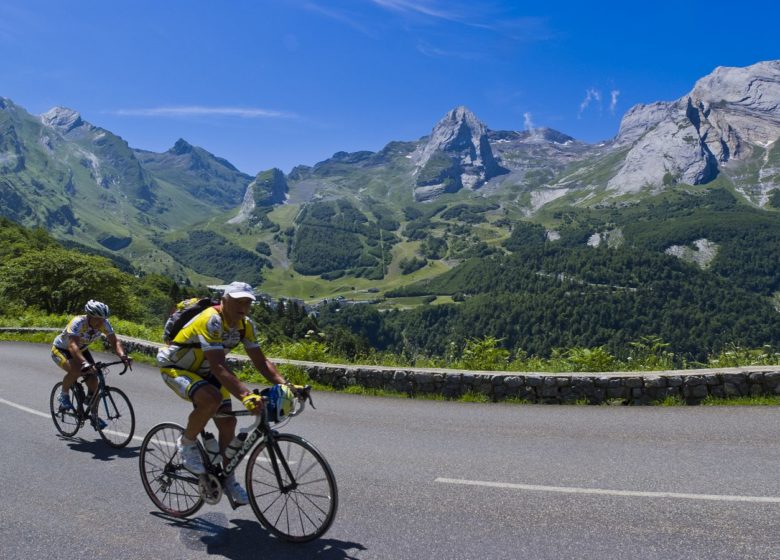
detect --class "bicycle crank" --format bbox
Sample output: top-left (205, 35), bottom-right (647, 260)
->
top-left (199, 473), bottom-right (222, 504)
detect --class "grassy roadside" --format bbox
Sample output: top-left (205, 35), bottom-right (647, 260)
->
top-left (5, 331), bottom-right (780, 406)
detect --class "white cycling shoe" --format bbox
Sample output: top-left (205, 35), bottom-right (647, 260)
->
top-left (176, 436), bottom-right (206, 475)
top-left (224, 475), bottom-right (249, 505)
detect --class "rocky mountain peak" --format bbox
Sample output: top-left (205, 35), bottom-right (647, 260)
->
top-left (412, 106), bottom-right (507, 200)
top-left (170, 138), bottom-right (194, 155)
top-left (607, 60), bottom-right (780, 196)
top-left (414, 106), bottom-right (487, 166)
top-left (691, 61), bottom-right (780, 111)
top-left (40, 106), bottom-right (84, 133)
top-left (688, 60), bottom-right (780, 146)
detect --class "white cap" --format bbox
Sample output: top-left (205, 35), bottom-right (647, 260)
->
top-left (222, 281), bottom-right (256, 301)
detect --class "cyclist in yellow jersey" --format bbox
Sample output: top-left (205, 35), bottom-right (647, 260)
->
top-left (157, 281), bottom-right (287, 505)
top-left (52, 300), bottom-right (132, 428)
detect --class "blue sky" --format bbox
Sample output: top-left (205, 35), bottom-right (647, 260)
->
top-left (1, 0), bottom-right (778, 175)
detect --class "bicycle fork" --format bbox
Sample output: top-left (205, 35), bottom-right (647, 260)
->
top-left (266, 435), bottom-right (298, 494)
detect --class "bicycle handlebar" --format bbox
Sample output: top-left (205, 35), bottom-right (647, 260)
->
top-left (289, 384), bottom-right (315, 416)
top-left (85, 360), bottom-right (131, 376)
top-left (218, 384), bottom-right (314, 420)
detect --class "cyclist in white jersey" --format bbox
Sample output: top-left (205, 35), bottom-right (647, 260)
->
top-left (51, 300), bottom-right (132, 426)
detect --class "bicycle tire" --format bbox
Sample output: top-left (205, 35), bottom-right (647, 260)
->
top-left (139, 422), bottom-right (205, 517)
top-left (96, 387), bottom-right (135, 448)
top-left (49, 382), bottom-right (81, 437)
top-left (246, 433), bottom-right (338, 542)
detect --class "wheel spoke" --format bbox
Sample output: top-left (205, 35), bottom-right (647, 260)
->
top-left (246, 434), bottom-right (337, 542)
top-left (97, 387), bottom-right (135, 448)
top-left (139, 423), bottom-right (204, 518)
top-left (49, 383), bottom-right (81, 437)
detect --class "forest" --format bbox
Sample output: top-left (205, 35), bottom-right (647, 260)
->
top-left (4, 182), bottom-right (780, 367)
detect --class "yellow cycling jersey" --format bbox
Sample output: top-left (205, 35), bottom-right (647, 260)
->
top-left (52, 315), bottom-right (114, 351)
top-left (156, 306), bottom-right (260, 375)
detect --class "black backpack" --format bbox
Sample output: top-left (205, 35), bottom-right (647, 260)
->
top-left (163, 297), bottom-right (218, 345)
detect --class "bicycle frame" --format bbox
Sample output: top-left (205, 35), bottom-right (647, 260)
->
top-left (218, 410), bottom-right (297, 495)
top-left (181, 392), bottom-right (311, 493)
top-left (72, 361), bottom-right (129, 422)
top-left (140, 385), bottom-right (337, 541)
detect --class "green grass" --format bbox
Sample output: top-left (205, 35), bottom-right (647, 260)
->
top-left (0, 331), bottom-right (53, 344)
top-left (702, 394), bottom-right (780, 406)
top-left (458, 390), bottom-right (491, 403)
top-left (5, 321), bottom-right (780, 406)
top-left (658, 395), bottom-right (685, 406)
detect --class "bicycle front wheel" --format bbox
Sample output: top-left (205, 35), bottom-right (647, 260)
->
top-left (139, 422), bottom-right (204, 517)
top-left (246, 434), bottom-right (338, 542)
top-left (96, 386), bottom-right (135, 448)
top-left (49, 382), bottom-right (81, 437)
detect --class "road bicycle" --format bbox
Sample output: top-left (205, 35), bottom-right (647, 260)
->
top-left (49, 360), bottom-right (135, 448)
top-left (138, 385), bottom-right (338, 543)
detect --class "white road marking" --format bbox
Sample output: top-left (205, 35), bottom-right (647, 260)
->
top-left (0, 396), bottom-right (143, 442)
top-left (435, 477), bottom-right (780, 504)
top-left (0, 397), bottom-right (50, 418)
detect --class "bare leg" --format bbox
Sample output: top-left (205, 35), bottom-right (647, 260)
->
top-left (213, 411), bottom-right (238, 461)
top-left (183, 385), bottom-right (222, 441)
top-left (61, 359), bottom-right (83, 392)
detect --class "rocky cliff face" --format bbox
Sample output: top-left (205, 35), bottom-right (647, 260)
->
top-left (40, 106), bottom-right (84, 133)
top-left (412, 106), bottom-right (507, 201)
top-left (229, 168), bottom-right (288, 224)
top-left (607, 61), bottom-right (780, 196)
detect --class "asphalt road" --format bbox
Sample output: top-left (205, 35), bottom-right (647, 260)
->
top-left (1, 341), bottom-right (779, 560)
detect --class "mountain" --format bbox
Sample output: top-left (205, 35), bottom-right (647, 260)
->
top-left (411, 106), bottom-right (509, 201)
top-left (1, 100), bottom-right (157, 233)
top-left (554, 60), bottom-right (780, 204)
top-left (2, 60), bottom-right (780, 295)
top-left (135, 138), bottom-right (252, 208)
top-left (229, 167), bottom-right (289, 225)
top-left (0, 98), bottom-right (256, 277)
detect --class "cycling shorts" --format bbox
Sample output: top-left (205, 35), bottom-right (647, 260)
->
top-left (51, 346), bottom-right (94, 370)
top-left (160, 367), bottom-right (231, 408)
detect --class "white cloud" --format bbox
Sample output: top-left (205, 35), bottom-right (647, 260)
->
top-left (370, 0), bottom-right (499, 30)
top-left (610, 89), bottom-right (620, 114)
top-left (304, 3), bottom-right (375, 36)
top-left (578, 88), bottom-right (602, 117)
top-left (416, 40), bottom-right (481, 60)
top-left (523, 112), bottom-right (535, 131)
top-left (371, 0), bottom-right (464, 23)
top-left (110, 106), bottom-right (297, 119)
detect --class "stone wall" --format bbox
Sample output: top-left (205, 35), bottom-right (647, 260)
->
top-left (300, 364), bottom-right (780, 405)
top-left (6, 327), bottom-right (780, 405)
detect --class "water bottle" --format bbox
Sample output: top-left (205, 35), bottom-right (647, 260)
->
top-left (202, 431), bottom-right (221, 465)
top-left (223, 427), bottom-right (251, 461)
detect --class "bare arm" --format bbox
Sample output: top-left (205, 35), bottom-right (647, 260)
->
top-left (246, 346), bottom-right (286, 385)
top-left (106, 333), bottom-right (131, 364)
top-left (67, 336), bottom-right (89, 366)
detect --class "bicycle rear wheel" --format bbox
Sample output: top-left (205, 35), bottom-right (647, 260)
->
top-left (49, 382), bottom-right (81, 437)
top-left (246, 433), bottom-right (338, 542)
top-left (96, 387), bottom-right (135, 448)
top-left (139, 422), bottom-right (205, 517)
